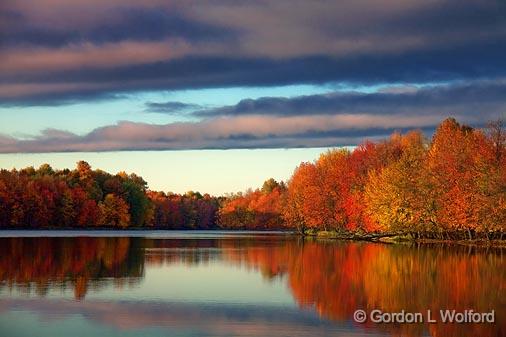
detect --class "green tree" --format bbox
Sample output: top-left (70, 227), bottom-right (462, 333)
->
top-left (261, 178), bottom-right (279, 194)
top-left (122, 178), bottom-right (152, 227)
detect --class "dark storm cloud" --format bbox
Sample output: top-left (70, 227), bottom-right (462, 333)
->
top-left (1, 0), bottom-right (505, 105)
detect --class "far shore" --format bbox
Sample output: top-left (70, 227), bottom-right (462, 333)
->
top-left (0, 229), bottom-right (295, 238)
top-left (1, 228), bottom-right (504, 247)
top-left (302, 230), bottom-right (506, 247)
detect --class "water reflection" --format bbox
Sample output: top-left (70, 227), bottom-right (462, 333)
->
top-left (0, 237), bottom-right (143, 300)
top-left (0, 234), bottom-right (504, 337)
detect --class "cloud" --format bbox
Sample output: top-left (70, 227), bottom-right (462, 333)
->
top-left (186, 0), bottom-right (506, 59)
top-left (0, 39), bottom-right (223, 75)
top-left (197, 80), bottom-right (506, 119)
top-left (1, 79), bottom-right (504, 152)
top-left (3, 45), bottom-right (506, 107)
top-left (145, 101), bottom-right (202, 114)
top-left (0, 82), bottom-right (128, 107)
top-left (0, 0), bottom-right (505, 105)
top-left (2, 7), bottom-right (233, 48)
top-left (0, 111), bottom-right (489, 153)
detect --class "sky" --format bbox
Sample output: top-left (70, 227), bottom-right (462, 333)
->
top-left (0, 0), bottom-right (505, 194)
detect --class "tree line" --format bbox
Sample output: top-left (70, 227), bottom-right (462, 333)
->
top-left (219, 118), bottom-right (505, 240)
top-left (0, 118), bottom-right (504, 239)
top-left (0, 161), bottom-right (219, 229)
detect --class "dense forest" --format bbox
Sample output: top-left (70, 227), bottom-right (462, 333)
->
top-left (0, 118), bottom-right (504, 240)
top-left (0, 161), bottom-right (220, 229)
top-left (220, 118), bottom-right (505, 240)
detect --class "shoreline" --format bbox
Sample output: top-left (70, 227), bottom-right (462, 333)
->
top-left (301, 230), bottom-right (506, 247)
top-left (0, 229), bottom-right (294, 238)
top-left (0, 228), bottom-right (504, 246)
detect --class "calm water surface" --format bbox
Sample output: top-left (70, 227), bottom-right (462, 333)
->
top-left (0, 231), bottom-right (504, 337)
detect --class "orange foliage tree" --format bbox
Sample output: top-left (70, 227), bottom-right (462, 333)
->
top-left (282, 118), bottom-right (505, 239)
top-left (0, 118), bottom-right (503, 238)
top-left (219, 178), bottom-right (286, 229)
top-left (426, 118), bottom-right (505, 239)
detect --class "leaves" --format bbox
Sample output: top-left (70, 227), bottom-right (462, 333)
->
top-left (0, 118), bottom-right (504, 237)
top-left (283, 119), bottom-right (505, 239)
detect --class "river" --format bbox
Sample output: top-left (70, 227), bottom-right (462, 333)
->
top-left (0, 231), bottom-right (503, 337)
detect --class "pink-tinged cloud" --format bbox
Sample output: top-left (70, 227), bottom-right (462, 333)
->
top-left (0, 39), bottom-right (221, 75)
top-left (0, 0), bottom-right (504, 106)
top-left (4, 0), bottom-right (176, 29)
top-left (0, 113), bottom-right (480, 153)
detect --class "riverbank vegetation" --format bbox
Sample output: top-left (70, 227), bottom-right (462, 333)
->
top-left (0, 118), bottom-right (504, 240)
top-left (0, 161), bottom-right (220, 229)
top-left (221, 118), bottom-right (505, 240)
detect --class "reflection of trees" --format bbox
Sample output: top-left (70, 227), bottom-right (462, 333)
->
top-left (221, 239), bottom-right (505, 337)
top-left (0, 237), bottom-right (144, 300)
top-left (0, 236), bottom-right (503, 336)
top-left (143, 239), bottom-right (221, 266)
top-left (143, 237), bottom-right (294, 274)
top-left (0, 236), bottom-right (288, 300)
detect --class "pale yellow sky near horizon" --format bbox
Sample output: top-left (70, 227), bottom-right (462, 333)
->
top-left (0, 148), bottom-right (340, 195)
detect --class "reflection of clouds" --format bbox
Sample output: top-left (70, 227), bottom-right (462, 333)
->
top-left (0, 299), bottom-right (362, 337)
top-left (1, 237), bottom-right (504, 337)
